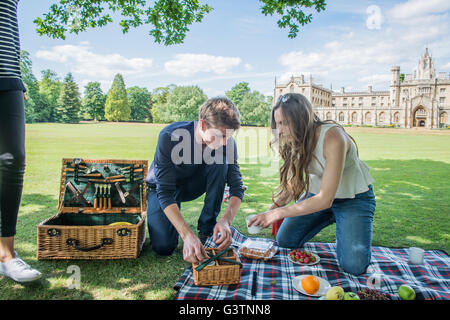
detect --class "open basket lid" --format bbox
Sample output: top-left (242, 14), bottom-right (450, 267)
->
top-left (58, 158), bottom-right (148, 214)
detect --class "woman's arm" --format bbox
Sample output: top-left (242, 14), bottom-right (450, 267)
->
top-left (250, 127), bottom-right (349, 228)
top-left (268, 190), bottom-right (291, 210)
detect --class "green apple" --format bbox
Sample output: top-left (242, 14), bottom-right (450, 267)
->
top-left (398, 284), bottom-right (416, 300)
top-left (325, 286), bottom-right (344, 300)
top-left (344, 292), bottom-right (360, 300)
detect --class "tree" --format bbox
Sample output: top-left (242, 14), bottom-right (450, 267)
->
top-left (35, 0), bottom-right (326, 45)
top-left (56, 73), bottom-right (82, 123)
top-left (20, 50), bottom-right (39, 123)
top-left (155, 85), bottom-right (207, 123)
top-left (81, 81), bottom-right (106, 121)
top-left (226, 82), bottom-right (271, 126)
top-left (225, 82), bottom-right (251, 108)
top-left (39, 69), bottom-right (62, 122)
top-left (239, 91), bottom-right (272, 127)
top-left (127, 86), bottom-right (151, 122)
top-left (260, 0), bottom-right (326, 39)
top-left (104, 73), bottom-right (130, 121)
top-left (150, 85), bottom-right (176, 123)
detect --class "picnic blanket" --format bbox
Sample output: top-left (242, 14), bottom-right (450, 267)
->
top-left (174, 227), bottom-right (450, 300)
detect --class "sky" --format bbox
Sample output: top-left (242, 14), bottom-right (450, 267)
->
top-left (17, 0), bottom-right (450, 98)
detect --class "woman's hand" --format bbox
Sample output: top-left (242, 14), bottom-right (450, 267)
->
top-left (248, 210), bottom-right (280, 228)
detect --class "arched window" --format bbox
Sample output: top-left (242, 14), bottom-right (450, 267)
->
top-left (440, 112), bottom-right (448, 126)
top-left (290, 85), bottom-right (294, 93)
top-left (393, 112), bottom-right (400, 123)
top-left (379, 112), bottom-right (386, 123)
top-left (338, 112), bottom-right (344, 122)
top-left (351, 112), bottom-right (358, 123)
top-left (365, 112), bottom-right (371, 123)
top-left (326, 112), bottom-right (332, 120)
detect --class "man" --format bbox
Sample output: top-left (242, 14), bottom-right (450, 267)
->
top-left (146, 97), bottom-right (244, 264)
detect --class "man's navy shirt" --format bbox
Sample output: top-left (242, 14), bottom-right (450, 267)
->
top-left (146, 121), bottom-right (244, 211)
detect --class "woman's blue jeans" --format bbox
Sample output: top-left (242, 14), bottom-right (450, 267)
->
top-left (276, 185), bottom-right (376, 275)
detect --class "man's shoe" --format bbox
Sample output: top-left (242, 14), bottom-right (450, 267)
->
top-left (0, 253), bottom-right (42, 283)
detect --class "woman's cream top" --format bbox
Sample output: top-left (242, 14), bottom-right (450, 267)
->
top-left (308, 123), bottom-right (373, 198)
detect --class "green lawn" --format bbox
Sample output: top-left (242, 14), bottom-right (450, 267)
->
top-left (1, 123), bottom-right (449, 299)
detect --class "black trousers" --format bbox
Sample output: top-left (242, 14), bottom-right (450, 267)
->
top-left (0, 90), bottom-right (25, 237)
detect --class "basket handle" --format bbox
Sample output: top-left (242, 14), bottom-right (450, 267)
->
top-left (66, 238), bottom-right (113, 252)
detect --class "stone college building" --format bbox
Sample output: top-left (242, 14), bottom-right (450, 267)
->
top-left (273, 49), bottom-right (450, 128)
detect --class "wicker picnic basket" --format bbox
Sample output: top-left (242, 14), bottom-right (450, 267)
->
top-left (192, 248), bottom-right (241, 286)
top-left (37, 158), bottom-right (148, 260)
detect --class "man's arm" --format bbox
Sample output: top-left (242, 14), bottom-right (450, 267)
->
top-left (214, 195), bottom-right (241, 250)
top-left (163, 203), bottom-right (208, 264)
top-left (213, 139), bottom-right (244, 249)
top-left (154, 130), bottom-right (207, 263)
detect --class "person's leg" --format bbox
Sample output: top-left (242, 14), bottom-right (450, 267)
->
top-left (276, 193), bottom-right (336, 248)
top-left (333, 185), bottom-right (376, 275)
top-left (0, 237), bottom-right (14, 262)
top-left (0, 91), bottom-right (41, 283)
top-left (146, 188), bottom-right (179, 256)
top-left (0, 90), bottom-right (26, 262)
top-left (196, 163), bottom-right (228, 236)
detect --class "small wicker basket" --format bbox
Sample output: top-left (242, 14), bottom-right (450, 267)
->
top-left (192, 248), bottom-right (241, 286)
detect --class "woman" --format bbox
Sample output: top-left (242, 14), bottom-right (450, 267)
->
top-left (0, 0), bottom-right (42, 283)
top-left (249, 93), bottom-right (375, 275)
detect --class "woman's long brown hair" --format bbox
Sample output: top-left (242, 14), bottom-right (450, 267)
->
top-left (270, 93), bottom-right (358, 203)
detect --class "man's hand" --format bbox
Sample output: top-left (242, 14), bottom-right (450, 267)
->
top-left (213, 220), bottom-right (232, 250)
top-left (182, 233), bottom-right (209, 264)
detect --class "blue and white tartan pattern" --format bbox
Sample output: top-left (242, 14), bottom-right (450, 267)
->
top-left (174, 227), bottom-right (450, 300)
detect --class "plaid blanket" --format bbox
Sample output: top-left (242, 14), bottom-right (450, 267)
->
top-left (174, 227), bottom-right (450, 300)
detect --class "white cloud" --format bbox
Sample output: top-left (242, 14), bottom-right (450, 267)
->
top-left (388, 0), bottom-right (450, 21)
top-left (244, 63), bottom-right (253, 71)
top-left (164, 53), bottom-right (242, 76)
top-left (35, 42), bottom-right (154, 79)
top-left (276, 0), bottom-right (450, 91)
top-left (442, 62), bottom-right (450, 69)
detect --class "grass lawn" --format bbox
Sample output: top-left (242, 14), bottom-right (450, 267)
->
top-left (1, 123), bottom-right (449, 299)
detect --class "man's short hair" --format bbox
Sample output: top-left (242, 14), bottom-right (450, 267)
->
top-left (199, 97), bottom-right (241, 130)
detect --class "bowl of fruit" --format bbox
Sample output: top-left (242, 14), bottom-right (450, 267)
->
top-left (288, 249), bottom-right (320, 266)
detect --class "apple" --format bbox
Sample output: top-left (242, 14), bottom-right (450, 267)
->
top-left (325, 286), bottom-right (344, 300)
top-left (398, 284), bottom-right (416, 300)
top-left (344, 292), bottom-right (360, 300)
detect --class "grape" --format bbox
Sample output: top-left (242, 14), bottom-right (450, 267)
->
top-left (357, 288), bottom-right (391, 300)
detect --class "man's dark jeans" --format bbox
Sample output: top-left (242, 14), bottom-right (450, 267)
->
top-left (147, 162), bottom-right (227, 255)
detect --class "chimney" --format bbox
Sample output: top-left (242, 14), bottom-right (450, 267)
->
top-left (340, 87), bottom-right (345, 93)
